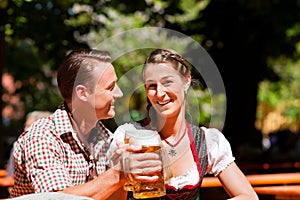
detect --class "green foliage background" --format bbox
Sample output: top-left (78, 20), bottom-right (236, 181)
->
top-left (1, 0), bottom-right (300, 166)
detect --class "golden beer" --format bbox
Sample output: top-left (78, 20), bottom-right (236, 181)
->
top-left (128, 132), bottom-right (166, 199)
top-left (123, 131), bottom-right (134, 191)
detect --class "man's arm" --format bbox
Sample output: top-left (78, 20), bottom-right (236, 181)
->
top-left (61, 141), bottom-right (162, 200)
top-left (61, 168), bottom-right (127, 200)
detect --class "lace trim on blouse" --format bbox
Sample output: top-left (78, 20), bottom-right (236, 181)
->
top-left (166, 163), bottom-right (199, 190)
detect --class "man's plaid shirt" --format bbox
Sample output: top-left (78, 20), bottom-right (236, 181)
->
top-left (11, 103), bottom-right (113, 197)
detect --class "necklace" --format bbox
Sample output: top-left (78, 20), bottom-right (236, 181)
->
top-left (163, 126), bottom-right (187, 157)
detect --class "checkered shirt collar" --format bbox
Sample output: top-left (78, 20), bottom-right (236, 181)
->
top-left (56, 102), bottom-right (112, 148)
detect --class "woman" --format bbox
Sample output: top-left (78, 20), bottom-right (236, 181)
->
top-left (112, 48), bottom-right (258, 199)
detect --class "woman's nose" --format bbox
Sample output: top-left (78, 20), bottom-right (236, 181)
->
top-left (156, 83), bottom-right (166, 97)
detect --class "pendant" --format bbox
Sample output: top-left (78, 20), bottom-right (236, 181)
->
top-left (168, 146), bottom-right (177, 157)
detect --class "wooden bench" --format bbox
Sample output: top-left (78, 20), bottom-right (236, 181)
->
top-left (202, 172), bottom-right (300, 187)
top-left (0, 170), bottom-right (6, 178)
top-left (0, 176), bottom-right (13, 187)
top-left (0, 169), bottom-right (13, 188)
top-left (202, 172), bottom-right (300, 199)
top-left (254, 185), bottom-right (300, 199)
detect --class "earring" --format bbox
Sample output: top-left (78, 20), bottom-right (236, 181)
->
top-left (184, 83), bottom-right (189, 94)
top-left (184, 88), bottom-right (188, 94)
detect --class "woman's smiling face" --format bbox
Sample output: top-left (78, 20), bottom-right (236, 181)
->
top-left (143, 62), bottom-right (189, 118)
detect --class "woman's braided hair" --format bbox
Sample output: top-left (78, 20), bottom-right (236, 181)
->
top-left (142, 48), bottom-right (192, 118)
top-left (142, 48), bottom-right (191, 79)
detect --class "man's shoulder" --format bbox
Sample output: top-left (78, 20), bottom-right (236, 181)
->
top-left (19, 108), bottom-right (72, 139)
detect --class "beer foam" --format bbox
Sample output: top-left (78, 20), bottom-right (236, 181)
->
top-left (128, 130), bottom-right (161, 146)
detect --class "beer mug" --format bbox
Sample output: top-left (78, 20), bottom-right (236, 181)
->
top-left (123, 130), bottom-right (137, 191)
top-left (126, 130), bottom-right (166, 199)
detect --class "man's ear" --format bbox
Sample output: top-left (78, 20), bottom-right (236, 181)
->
top-left (75, 85), bottom-right (88, 101)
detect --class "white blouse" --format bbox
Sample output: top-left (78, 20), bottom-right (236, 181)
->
top-left (166, 127), bottom-right (235, 189)
top-left (203, 127), bottom-right (235, 176)
top-left (108, 124), bottom-right (235, 190)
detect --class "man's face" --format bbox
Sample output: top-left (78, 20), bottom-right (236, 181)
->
top-left (88, 63), bottom-right (123, 120)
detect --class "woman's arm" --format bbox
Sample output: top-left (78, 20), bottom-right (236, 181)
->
top-left (218, 162), bottom-right (259, 200)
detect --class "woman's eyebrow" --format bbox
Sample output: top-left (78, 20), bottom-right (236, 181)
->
top-left (145, 76), bottom-right (174, 83)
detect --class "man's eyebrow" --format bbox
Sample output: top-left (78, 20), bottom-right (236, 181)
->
top-left (106, 81), bottom-right (116, 89)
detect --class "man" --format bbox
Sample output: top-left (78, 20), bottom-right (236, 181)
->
top-left (11, 49), bottom-right (126, 199)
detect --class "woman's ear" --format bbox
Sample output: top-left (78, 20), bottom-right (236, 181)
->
top-left (184, 75), bottom-right (191, 92)
top-left (75, 85), bottom-right (88, 101)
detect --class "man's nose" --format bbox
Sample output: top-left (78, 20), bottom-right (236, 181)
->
top-left (114, 84), bottom-right (123, 98)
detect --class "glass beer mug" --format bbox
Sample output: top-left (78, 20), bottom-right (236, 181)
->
top-left (125, 129), bottom-right (166, 199)
top-left (123, 130), bottom-right (136, 191)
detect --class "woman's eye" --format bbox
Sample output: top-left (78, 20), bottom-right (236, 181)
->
top-left (146, 84), bottom-right (157, 89)
top-left (163, 80), bottom-right (173, 85)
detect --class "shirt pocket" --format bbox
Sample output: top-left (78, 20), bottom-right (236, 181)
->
top-left (66, 153), bottom-right (89, 185)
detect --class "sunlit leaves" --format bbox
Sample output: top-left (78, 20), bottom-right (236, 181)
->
top-left (257, 57), bottom-right (300, 133)
top-left (166, 0), bottom-right (210, 24)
